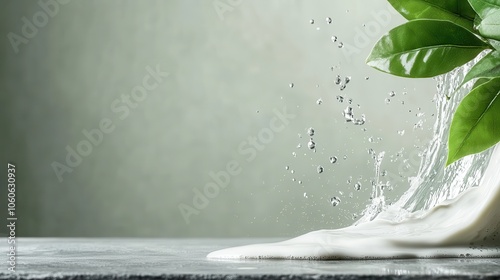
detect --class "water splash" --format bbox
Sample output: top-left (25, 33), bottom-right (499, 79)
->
top-left (361, 54), bottom-right (493, 224)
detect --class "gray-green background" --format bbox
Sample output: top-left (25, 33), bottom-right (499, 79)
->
top-left (1, 0), bottom-right (436, 237)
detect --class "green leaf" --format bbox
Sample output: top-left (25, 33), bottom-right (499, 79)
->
top-left (457, 50), bottom-right (500, 90)
top-left (388, 0), bottom-right (476, 32)
top-left (472, 77), bottom-right (492, 89)
top-left (447, 77), bottom-right (500, 166)
top-left (479, 10), bottom-right (500, 40)
top-left (488, 39), bottom-right (500, 50)
top-left (366, 20), bottom-right (489, 78)
top-left (468, 0), bottom-right (500, 19)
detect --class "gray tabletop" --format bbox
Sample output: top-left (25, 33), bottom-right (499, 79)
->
top-left (1, 238), bottom-right (500, 279)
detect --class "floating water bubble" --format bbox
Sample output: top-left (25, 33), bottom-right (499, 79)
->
top-left (331, 35), bottom-right (338, 43)
top-left (354, 182), bottom-right (362, 191)
top-left (345, 76), bottom-right (351, 84)
top-left (289, 83), bottom-right (294, 88)
top-left (330, 196), bottom-right (341, 206)
top-left (335, 75), bottom-right (341, 85)
top-left (385, 98), bottom-right (391, 104)
top-left (307, 139), bottom-right (316, 150)
top-left (338, 42), bottom-right (344, 48)
top-left (354, 114), bottom-right (365, 125)
top-left (389, 91), bottom-right (396, 97)
top-left (310, 19), bottom-right (315, 24)
top-left (307, 127), bottom-right (315, 136)
top-left (343, 155), bottom-right (347, 160)
top-left (343, 106), bottom-right (354, 122)
top-left (317, 165), bottom-right (324, 174)
top-left (368, 137), bottom-right (374, 143)
top-left (298, 180), bottom-right (303, 185)
top-left (292, 178), bottom-right (296, 182)
top-left (292, 152), bottom-right (297, 157)
top-left (296, 143), bottom-right (302, 149)
top-left (304, 192), bottom-right (308, 198)
top-left (285, 166), bottom-right (290, 170)
top-left (290, 170), bottom-right (295, 174)
top-left (398, 130), bottom-right (405, 136)
top-left (329, 156), bottom-right (338, 164)
top-left (336, 95), bottom-right (344, 103)
top-left (326, 17), bottom-right (332, 24)
top-left (316, 98), bottom-right (323, 105)
top-left (365, 76), bottom-right (370, 80)
top-left (414, 119), bottom-right (424, 129)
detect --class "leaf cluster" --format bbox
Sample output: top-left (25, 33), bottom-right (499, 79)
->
top-left (366, 0), bottom-right (500, 166)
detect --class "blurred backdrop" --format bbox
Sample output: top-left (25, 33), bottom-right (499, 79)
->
top-left (0, 0), bottom-right (436, 237)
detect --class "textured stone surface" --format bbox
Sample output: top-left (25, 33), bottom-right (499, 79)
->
top-left (1, 238), bottom-right (500, 279)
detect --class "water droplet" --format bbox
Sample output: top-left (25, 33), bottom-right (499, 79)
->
top-left (365, 76), bottom-right (370, 80)
top-left (354, 114), bottom-right (366, 125)
top-left (385, 98), bottom-right (391, 104)
top-left (317, 165), bottom-right (324, 174)
top-left (289, 83), bottom-right (294, 88)
top-left (329, 156), bottom-right (338, 164)
top-left (285, 165), bottom-right (290, 170)
top-left (310, 19), bottom-right (315, 24)
top-left (335, 75), bottom-right (341, 85)
top-left (296, 143), bottom-right (302, 149)
top-left (330, 196), bottom-right (341, 206)
top-left (326, 17), bottom-right (332, 24)
top-left (388, 91), bottom-right (396, 97)
top-left (345, 76), bottom-right (351, 84)
top-left (354, 182), bottom-right (362, 191)
top-left (298, 180), bottom-right (303, 185)
top-left (368, 137), bottom-right (374, 143)
top-left (290, 169), bottom-right (295, 174)
top-left (316, 98), bottom-right (323, 105)
top-left (303, 192), bottom-right (308, 198)
top-left (338, 42), bottom-right (344, 48)
top-left (331, 35), bottom-right (338, 43)
top-left (307, 139), bottom-right (316, 150)
top-left (343, 106), bottom-right (354, 122)
top-left (307, 127), bottom-right (315, 136)
top-left (343, 155), bottom-right (347, 160)
top-left (398, 130), bottom-right (405, 136)
top-left (292, 152), bottom-right (297, 157)
top-left (292, 178), bottom-right (296, 182)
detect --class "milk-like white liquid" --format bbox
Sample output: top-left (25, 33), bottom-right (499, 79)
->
top-left (207, 62), bottom-right (500, 260)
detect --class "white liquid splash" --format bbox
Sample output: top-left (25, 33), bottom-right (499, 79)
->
top-left (208, 60), bottom-right (500, 259)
